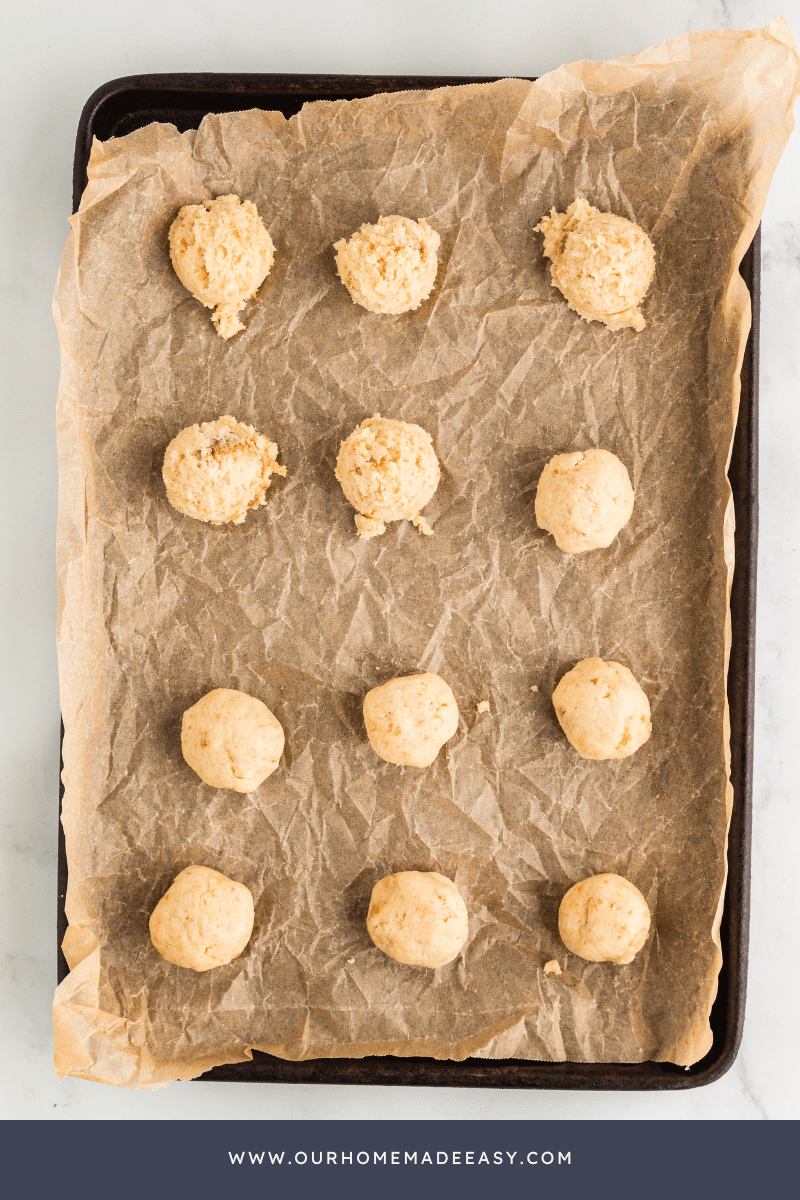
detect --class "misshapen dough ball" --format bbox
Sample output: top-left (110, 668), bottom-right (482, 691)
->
top-left (535, 198), bottom-right (655, 332)
top-left (558, 873), bottom-right (651, 964)
top-left (363, 672), bottom-right (459, 768)
top-left (552, 658), bottom-right (651, 760)
top-left (149, 865), bottom-right (255, 972)
top-left (334, 215), bottom-right (440, 314)
top-left (535, 449), bottom-right (634, 553)
top-left (163, 415), bottom-right (286, 526)
top-left (169, 194), bottom-right (275, 339)
top-left (335, 415), bottom-right (440, 539)
top-left (182, 688), bottom-right (284, 792)
top-left (367, 871), bottom-right (469, 968)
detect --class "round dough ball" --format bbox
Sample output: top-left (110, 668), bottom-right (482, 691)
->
top-left (149, 865), bottom-right (255, 972)
top-left (334, 215), bottom-right (440, 314)
top-left (552, 658), bottom-right (651, 760)
top-left (363, 672), bottom-right (459, 768)
top-left (367, 871), bottom-right (469, 968)
top-left (169, 193), bottom-right (275, 339)
top-left (535, 198), bottom-right (655, 332)
top-left (335, 414), bottom-right (440, 539)
top-left (535, 449), bottom-right (634, 553)
top-left (558, 873), bottom-right (651, 964)
top-left (182, 688), bottom-right (284, 792)
top-left (162, 415), bottom-right (286, 526)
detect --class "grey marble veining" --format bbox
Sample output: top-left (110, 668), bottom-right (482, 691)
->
top-left (1, 0), bottom-right (798, 1120)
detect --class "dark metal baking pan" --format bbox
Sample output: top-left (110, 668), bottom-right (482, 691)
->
top-left (58, 73), bottom-right (757, 1089)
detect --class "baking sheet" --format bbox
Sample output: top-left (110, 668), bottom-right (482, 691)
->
top-left (53, 21), bottom-right (799, 1089)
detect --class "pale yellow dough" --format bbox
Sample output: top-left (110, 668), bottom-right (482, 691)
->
top-left (535, 198), bottom-right (655, 332)
top-left (162, 415), bottom-right (286, 526)
top-left (149, 865), bottom-right (255, 972)
top-left (535, 449), bottom-right (634, 553)
top-left (558, 873), bottom-right (651, 964)
top-left (169, 194), bottom-right (275, 339)
top-left (363, 672), bottom-right (459, 768)
top-left (335, 415), bottom-right (440, 540)
top-left (367, 871), bottom-right (469, 968)
top-left (334, 215), bottom-right (440, 314)
top-left (182, 688), bottom-right (284, 792)
top-left (552, 658), bottom-right (651, 760)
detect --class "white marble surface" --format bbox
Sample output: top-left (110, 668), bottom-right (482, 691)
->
top-left (1, 0), bottom-right (798, 1121)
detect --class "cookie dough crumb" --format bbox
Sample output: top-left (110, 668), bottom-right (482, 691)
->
top-left (558, 873), bottom-right (651, 964)
top-left (530, 685), bottom-right (539, 693)
top-left (336, 415), bottom-right (440, 540)
top-left (346, 957), bottom-right (356, 965)
top-left (334, 215), bottom-right (440, 314)
top-left (552, 657), bottom-right (651, 760)
top-left (543, 959), bottom-right (562, 976)
top-left (412, 514), bottom-right (434, 537)
top-left (476, 700), bottom-right (490, 714)
top-left (181, 687), bottom-right (285, 792)
top-left (535, 198), bottom-right (654, 332)
top-left (162, 415), bottom-right (286, 526)
top-left (169, 194), bottom-right (275, 339)
top-left (363, 672), bottom-right (459, 768)
top-left (367, 871), bottom-right (469, 968)
top-left (535, 449), bottom-right (634, 553)
top-left (149, 865), bottom-right (255, 972)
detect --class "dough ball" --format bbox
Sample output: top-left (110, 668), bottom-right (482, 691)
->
top-left (169, 193), bottom-right (275, 339)
top-left (149, 865), bottom-right (255, 972)
top-left (535, 449), bottom-right (634, 553)
top-left (162, 415), bottom-right (286, 526)
top-left (334, 215), bottom-right (440, 314)
top-left (367, 871), bottom-right (469, 968)
top-left (558, 873), bottom-right (651, 964)
top-left (552, 658), bottom-right (651, 760)
top-left (535, 198), bottom-right (655, 332)
top-left (335, 414), bottom-right (440, 539)
top-left (182, 688), bottom-right (284, 792)
top-left (363, 672), bottom-right (459, 768)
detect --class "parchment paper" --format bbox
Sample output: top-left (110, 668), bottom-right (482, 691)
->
top-left (53, 21), bottom-right (799, 1088)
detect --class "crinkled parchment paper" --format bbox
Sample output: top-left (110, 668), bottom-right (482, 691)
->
top-left (53, 21), bottom-right (799, 1088)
